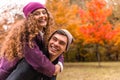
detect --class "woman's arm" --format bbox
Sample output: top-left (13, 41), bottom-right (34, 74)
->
top-left (0, 57), bottom-right (19, 80)
top-left (24, 42), bottom-right (55, 77)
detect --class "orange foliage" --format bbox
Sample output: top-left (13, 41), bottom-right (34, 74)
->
top-left (78, 0), bottom-right (117, 45)
top-left (46, 0), bottom-right (80, 41)
top-left (46, 0), bottom-right (77, 28)
top-left (112, 24), bottom-right (120, 46)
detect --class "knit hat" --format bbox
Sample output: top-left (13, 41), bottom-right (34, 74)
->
top-left (49, 29), bottom-right (74, 51)
top-left (23, 2), bottom-right (46, 18)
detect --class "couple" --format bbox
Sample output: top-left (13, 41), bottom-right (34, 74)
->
top-left (0, 2), bottom-right (73, 80)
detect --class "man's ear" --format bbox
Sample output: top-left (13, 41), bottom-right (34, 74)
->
top-left (63, 51), bottom-right (66, 53)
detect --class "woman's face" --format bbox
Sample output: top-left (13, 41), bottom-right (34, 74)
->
top-left (32, 8), bottom-right (48, 27)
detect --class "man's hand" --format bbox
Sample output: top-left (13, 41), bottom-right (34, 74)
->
top-left (53, 64), bottom-right (61, 75)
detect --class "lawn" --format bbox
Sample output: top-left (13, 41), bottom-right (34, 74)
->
top-left (57, 62), bottom-right (120, 80)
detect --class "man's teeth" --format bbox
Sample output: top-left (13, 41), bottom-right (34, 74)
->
top-left (51, 45), bottom-right (57, 51)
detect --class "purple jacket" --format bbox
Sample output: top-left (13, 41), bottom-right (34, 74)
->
top-left (0, 34), bottom-right (64, 80)
top-left (23, 34), bottom-right (64, 77)
top-left (0, 57), bottom-right (19, 80)
top-left (24, 42), bottom-right (55, 77)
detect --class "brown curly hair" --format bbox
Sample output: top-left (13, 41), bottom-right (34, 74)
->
top-left (0, 10), bottom-right (54, 60)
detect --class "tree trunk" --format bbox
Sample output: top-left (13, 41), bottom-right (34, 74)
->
top-left (95, 44), bottom-right (101, 67)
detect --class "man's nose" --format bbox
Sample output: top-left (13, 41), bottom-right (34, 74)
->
top-left (54, 41), bottom-right (59, 46)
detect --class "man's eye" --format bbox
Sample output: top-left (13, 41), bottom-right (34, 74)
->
top-left (59, 41), bottom-right (66, 45)
top-left (52, 37), bottom-right (57, 41)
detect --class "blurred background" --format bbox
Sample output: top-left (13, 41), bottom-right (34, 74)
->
top-left (0, 0), bottom-right (120, 63)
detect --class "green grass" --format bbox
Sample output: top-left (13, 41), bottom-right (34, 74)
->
top-left (57, 62), bottom-right (120, 80)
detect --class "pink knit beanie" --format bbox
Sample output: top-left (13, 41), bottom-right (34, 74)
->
top-left (23, 2), bottom-right (46, 18)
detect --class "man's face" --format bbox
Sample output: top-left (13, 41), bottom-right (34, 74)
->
top-left (48, 33), bottom-right (68, 57)
top-left (32, 8), bottom-right (48, 27)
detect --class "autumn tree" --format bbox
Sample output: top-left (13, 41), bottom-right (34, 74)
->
top-left (77, 0), bottom-right (118, 64)
top-left (46, 0), bottom-right (80, 34)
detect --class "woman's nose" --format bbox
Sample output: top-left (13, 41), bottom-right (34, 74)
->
top-left (40, 12), bottom-right (44, 16)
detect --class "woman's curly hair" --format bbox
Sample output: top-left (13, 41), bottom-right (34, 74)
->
top-left (0, 9), bottom-right (54, 60)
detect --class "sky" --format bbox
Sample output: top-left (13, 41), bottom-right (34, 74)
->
top-left (0, 0), bottom-right (46, 13)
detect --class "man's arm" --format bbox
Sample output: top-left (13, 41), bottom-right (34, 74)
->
top-left (58, 54), bottom-right (64, 72)
top-left (52, 55), bottom-right (64, 76)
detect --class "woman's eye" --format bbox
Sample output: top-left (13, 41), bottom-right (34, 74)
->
top-left (33, 12), bottom-right (39, 15)
top-left (42, 11), bottom-right (47, 14)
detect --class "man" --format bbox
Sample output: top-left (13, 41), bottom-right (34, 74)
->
top-left (43, 29), bottom-right (74, 80)
top-left (6, 29), bottom-right (74, 80)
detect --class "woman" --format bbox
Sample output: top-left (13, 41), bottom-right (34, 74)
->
top-left (0, 2), bottom-right (63, 80)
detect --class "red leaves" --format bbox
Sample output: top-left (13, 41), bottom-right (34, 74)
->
top-left (78, 0), bottom-right (116, 45)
